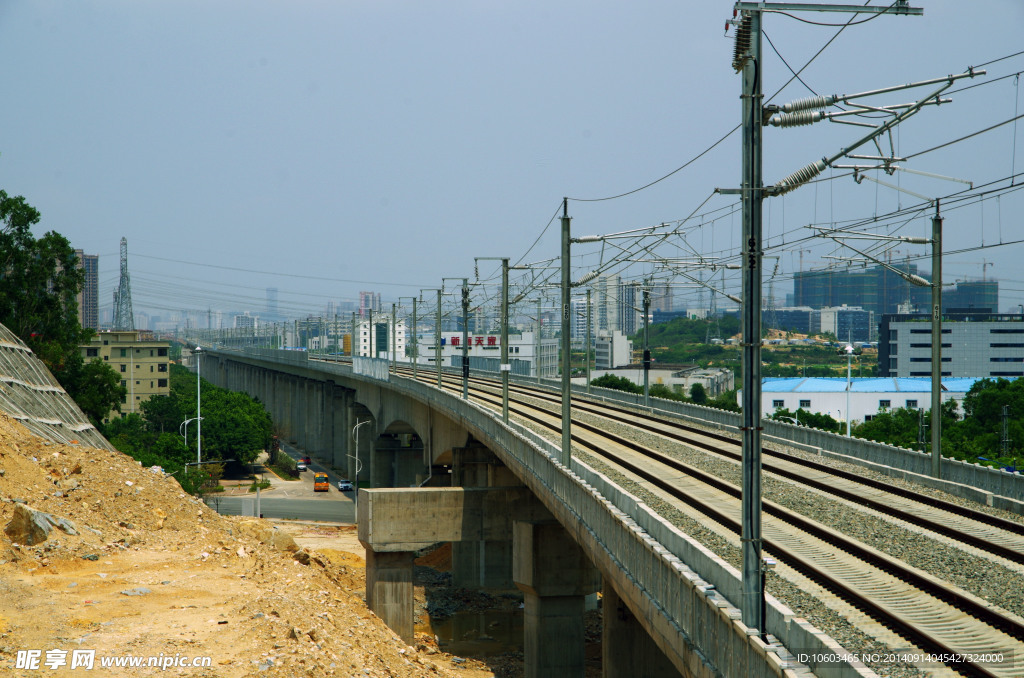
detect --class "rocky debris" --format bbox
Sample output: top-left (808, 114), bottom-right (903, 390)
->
top-left (4, 502), bottom-right (77, 545)
top-left (237, 518), bottom-right (299, 553)
top-left (0, 412), bottom-right (494, 677)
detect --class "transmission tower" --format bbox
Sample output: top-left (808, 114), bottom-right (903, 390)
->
top-left (113, 237), bottom-right (135, 331)
top-left (767, 280), bottom-right (779, 334)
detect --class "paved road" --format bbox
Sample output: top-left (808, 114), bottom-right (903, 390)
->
top-left (206, 439), bottom-right (357, 522)
top-left (207, 495), bottom-right (355, 522)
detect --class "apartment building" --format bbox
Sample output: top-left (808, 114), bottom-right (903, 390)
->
top-left (81, 330), bottom-right (170, 421)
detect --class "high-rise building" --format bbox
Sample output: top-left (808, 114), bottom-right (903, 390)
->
top-left (619, 281), bottom-right (641, 337)
top-left (359, 291), bottom-right (382, 318)
top-left (650, 283), bottom-right (673, 313)
top-left (793, 264), bottom-right (999, 317)
top-left (74, 250), bottom-right (99, 331)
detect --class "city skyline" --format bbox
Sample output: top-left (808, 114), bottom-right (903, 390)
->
top-left (3, 2), bottom-right (1021, 324)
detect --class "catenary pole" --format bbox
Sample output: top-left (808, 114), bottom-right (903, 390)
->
top-left (931, 201), bottom-right (943, 477)
top-left (643, 282), bottom-right (651, 407)
top-left (586, 288), bottom-right (592, 394)
top-left (729, 0), bottom-right (922, 639)
top-left (560, 199), bottom-right (572, 466)
top-left (737, 6), bottom-right (765, 637)
top-left (501, 258), bottom-right (510, 423)
top-left (461, 278), bottom-right (469, 399)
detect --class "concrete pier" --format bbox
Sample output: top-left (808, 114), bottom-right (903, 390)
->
top-left (364, 550), bottom-right (416, 643)
top-left (513, 521), bottom-right (600, 678)
top-left (602, 582), bottom-right (680, 678)
top-left (357, 487), bottom-right (550, 646)
top-left (452, 441), bottom-right (520, 589)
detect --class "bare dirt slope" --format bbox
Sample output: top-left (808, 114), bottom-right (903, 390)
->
top-left (0, 414), bottom-right (492, 677)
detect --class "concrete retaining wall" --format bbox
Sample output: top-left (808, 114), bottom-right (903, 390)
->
top-left (0, 324), bottom-right (113, 451)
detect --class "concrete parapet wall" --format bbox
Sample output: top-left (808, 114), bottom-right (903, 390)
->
top-left (548, 376), bottom-right (1024, 504)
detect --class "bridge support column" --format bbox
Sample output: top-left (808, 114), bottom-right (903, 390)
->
top-left (348, 406), bottom-right (373, 487)
top-left (513, 520), bottom-right (600, 678)
top-left (359, 487), bottom-right (550, 646)
top-left (329, 386), bottom-right (351, 471)
top-left (306, 379), bottom-right (323, 455)
top-left (603, 582), bottom-right (680, 678)
top-left (364, 549), bottom-right (415, 644)
top-left (286, 375), bottom-right (299, 444)
top-left (452, 441), bottom-right (519, 589)
top-left (319, 382), bottom-right (335, 465)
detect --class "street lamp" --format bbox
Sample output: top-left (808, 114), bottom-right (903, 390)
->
top-left (351, 419), bottom-right (371, 524)
top-left (195, 346), bottom-right (202, 465)
top-left (179, 416), bottom-right (204, 458)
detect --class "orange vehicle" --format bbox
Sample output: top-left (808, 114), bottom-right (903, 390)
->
top-left (313, 472), bottom-right (329, 492)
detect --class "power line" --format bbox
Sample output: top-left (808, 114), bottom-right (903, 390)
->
top-left (905, 112), bottom-right (1024, 159)
top-left (131, 252), bottom-right (429, 288)
top-left (764, 1), bottom-right (899, 28)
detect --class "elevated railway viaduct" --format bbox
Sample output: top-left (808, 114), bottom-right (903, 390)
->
top-left (199, 347), bottom-right (1024, 678)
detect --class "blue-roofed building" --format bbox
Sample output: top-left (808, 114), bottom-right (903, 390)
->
top-left (742, 377), bottom-right (982, 428)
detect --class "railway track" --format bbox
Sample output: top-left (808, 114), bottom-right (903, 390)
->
top-left (373, 364), bottom-right (1024, 677)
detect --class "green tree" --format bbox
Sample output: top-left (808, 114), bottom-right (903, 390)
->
top-left (689, 383), bottom-right (708, 404)
top-left (61, 357), bottom-right (127, 426)
top-left (707, 389), bottom-right (740, 412)
top-left (0, 191), bottom-right (86, 368)
top-left (770, 407), bottom-right (842, 434)
top-left (0, 190), bottom-right (124, 420)
top-left (590, 374), bottom-right (642, 394)
top-left (649, 383), bottom-right (681, 401)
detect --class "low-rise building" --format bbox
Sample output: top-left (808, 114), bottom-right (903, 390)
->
top-left (416, 331), bottom-right (557, 379)
top-left (751, 376), bottom-right (977, 427)
top-left (80, 330), bottom-right (171, 422)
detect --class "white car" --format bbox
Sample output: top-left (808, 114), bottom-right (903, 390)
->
top-left (337, 480), bottom-right (353, 491)
top-left (296, 462), bottom-right (307, 472)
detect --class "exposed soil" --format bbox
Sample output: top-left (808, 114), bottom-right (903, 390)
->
top-left (0, 414), bottom-right (524, 677)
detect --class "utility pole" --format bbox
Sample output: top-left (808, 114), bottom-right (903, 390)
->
top-left (727, 0), bottom-right (923, 639)
top-left (930, 203), bottom-right (943, 478)
top-left (501, 259), bottom-right (510, 423)
top-left (351, 312), bottom-right (357, 357)
top-left (476, 257), bottom-right (512, 423)
top-left (391, 303), bottom-right (397, 374)
top-left (586, 288), bottom-right (592, 394)
top-left (421, 290), bottom-right (443, 387)
top-left (560, 199), bottom-right (572, 466)
top-left (461, 279), bottom-right (470, 399)
top-left (643, 282), bottom-right (651, 408)
top-left (411, 298), bottom-right (417, 378)
top-left (739, 7), bottom-right (765, 637)
top-left (537, 297), bottom-right (543, 385)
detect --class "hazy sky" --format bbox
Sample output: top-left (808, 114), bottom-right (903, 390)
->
top-left (2, 1), bottom-right (1022, 324)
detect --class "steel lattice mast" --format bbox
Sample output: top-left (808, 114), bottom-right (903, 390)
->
top-left (113, 237), bottom-right (135, 331)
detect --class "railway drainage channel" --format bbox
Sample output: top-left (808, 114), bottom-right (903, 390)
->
top-left (411, 545), bottom-right (602, 677)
